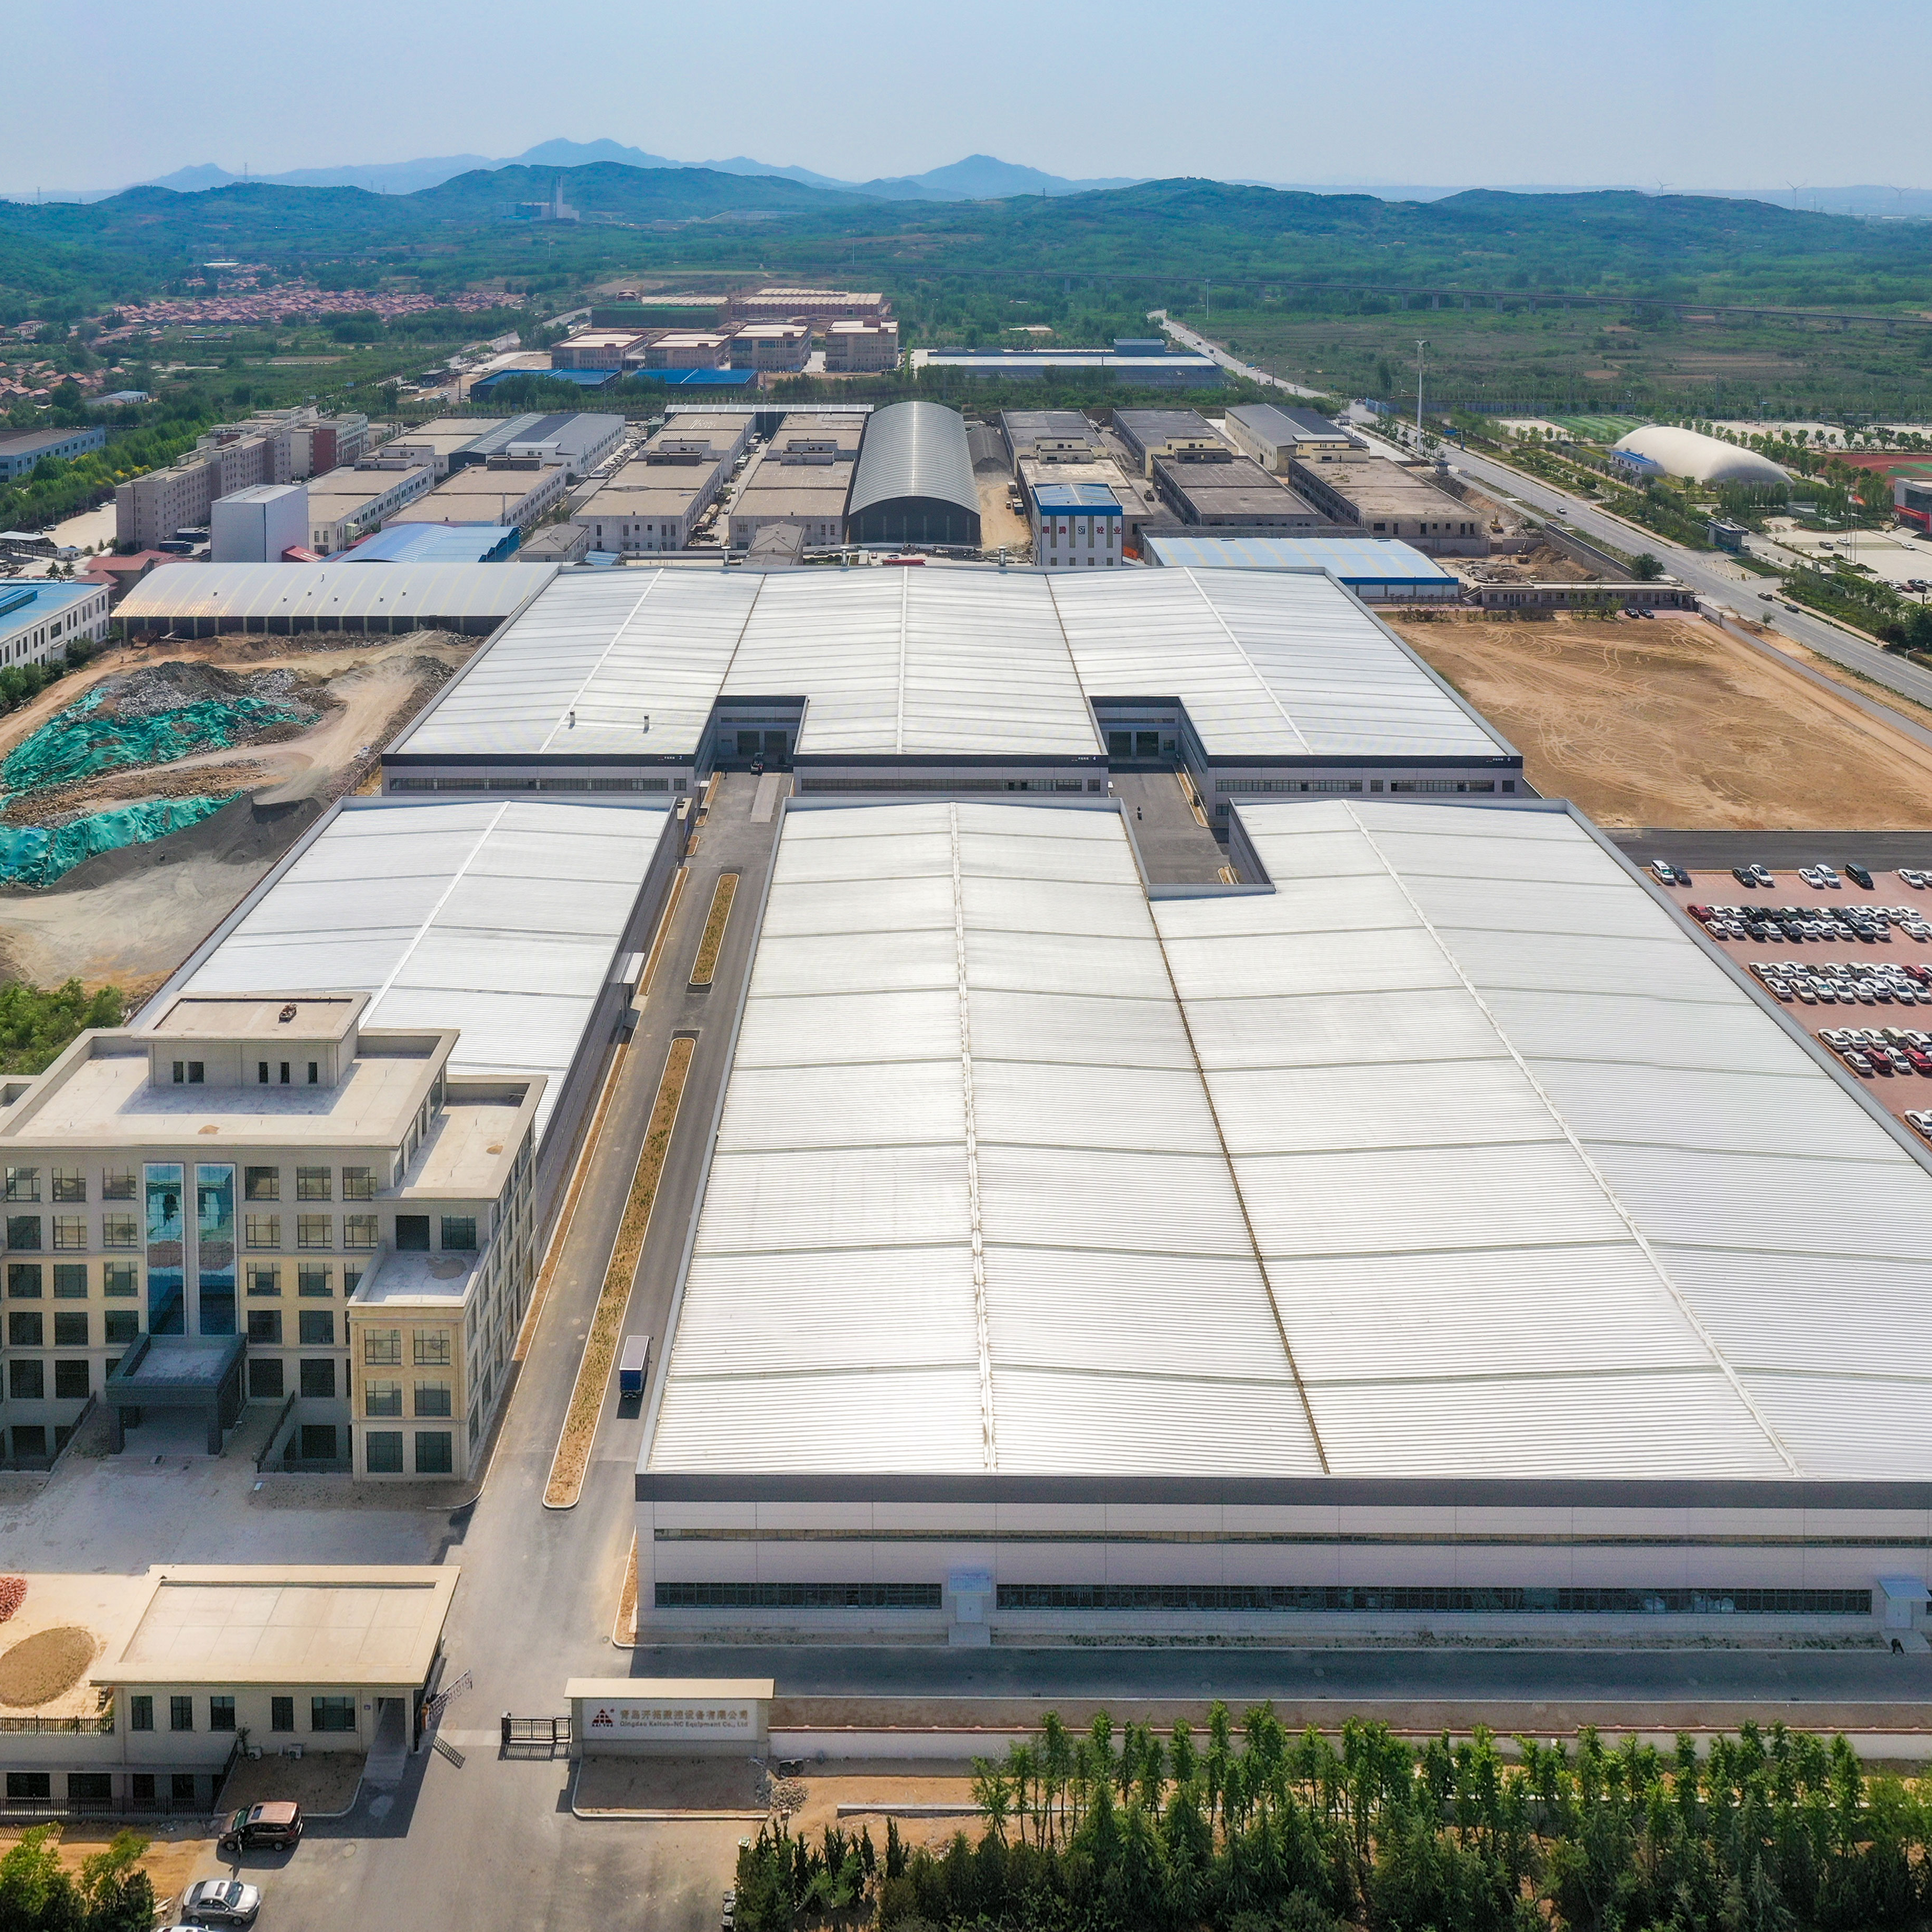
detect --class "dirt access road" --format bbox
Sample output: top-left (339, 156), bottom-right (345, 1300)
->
top-left (0, 630), bottom-right (473, 997)
top-left (1388, 610), bottom-right (1932, 829)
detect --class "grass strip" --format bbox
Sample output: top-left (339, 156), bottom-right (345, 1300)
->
top-left (689, 872), bottom-right (738, 987)
top-left (543, 1034), bottom-right (695, 1509)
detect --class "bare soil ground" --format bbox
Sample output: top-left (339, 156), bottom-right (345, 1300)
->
top-left (1388, 612), bottom-right (1932, 829)
top-left (0, 630), bottom-right (474, 999)
top-left (0, 1823), bottom-right (210, 1905)
top-left (0, 1625), bottom-right (94, 1706)
top-left (975, 471), bottom-right (1032, 555)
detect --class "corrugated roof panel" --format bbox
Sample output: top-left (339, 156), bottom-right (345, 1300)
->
top-left (991, 1368), bottom-right (1325, 1476)
top-left (1311, 1372), bottom-right (1791, 1480)
top-left (649, 1367), bottom-right (990, 1473)
top-left (1275, 1248), bottom-right (1723, 1381)
top-left (177, 797), bottom-right (669, 1140)
top-left (672, 1250), bottom-right (981, 1375)
top-left (1735, 1376), bottom-right (1932, 1482)
top-left (650, 795), bottom-right (1932, 1487)
top-left (1655, 1249), bottom-right (1932, 1378)
top-left (118, 561), bottom-right (555, 627)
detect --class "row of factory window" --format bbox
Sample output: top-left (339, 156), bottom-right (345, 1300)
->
top-left (5, 1261), bottom-right (354, 1299)
top-left (5, 1163), bottom-right (383, 1203)
top-left (131, 1693), bottom-right (357, 1734)
top-left (3, 1211), bottom-right (476, 1253)
top-left (170, 1058), bottom-right (323, 1087)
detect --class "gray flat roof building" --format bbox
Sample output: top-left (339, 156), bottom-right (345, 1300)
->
top-left (1222, 403), bottom-right (1358, 473)
top-left (726, 414), bottom-right (862, 552)
top-left (1112, 407), bottom-right (1230, 475)
top-left (1290, 453), bottom-right (1491, 556)
top-left (999, 411), bottom-right (1106, 464)
top-left (1151, 450), bottom-right (1326, 531)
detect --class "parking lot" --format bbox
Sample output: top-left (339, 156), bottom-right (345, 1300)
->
top-left (1651, 853), bottom-right (1932, 1133)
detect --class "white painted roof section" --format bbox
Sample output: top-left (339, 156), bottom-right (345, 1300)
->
top-left (1157, 798), bottom-right (1931, 1480)
top-left (648, 800), bottom-right (1322, 1476)
top-left (393, 567), bottom-right (764, 759)
top-left (652, 795), bottom-right (1930, 1485)
top-left (116, 561), bottom-right (556, 627)
top-left (178, 797), bottom-right (670, 1140)
top-left (721, 571), bottom-right (1102, 758)
top-left (1051, 566), bottom-right (1510, 760)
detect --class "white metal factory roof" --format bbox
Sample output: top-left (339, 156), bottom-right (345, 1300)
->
top-left (648, 797), bottom-right (1932, 1483)
top-left (169, 797), bottom-right (671, 1141)
top-left (648, 800), bottom-right (1323, 1476)
top-left (395, 567), bottom-right (764, 760)
top-left (721, 571), bottom-right (1102, 758)
top-left (116, 562), bottom-right (557, 628)
top-left (1051, 567), bottom-right (1509, 760)
top-left (392, 566), bottom-right (1506, 769)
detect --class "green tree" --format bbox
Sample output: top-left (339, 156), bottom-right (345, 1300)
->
top-left (1631, 551), bottom-right (1665, 579)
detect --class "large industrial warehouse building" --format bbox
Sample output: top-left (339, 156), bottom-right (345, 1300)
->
top-left (380, 565), bottom-right (1521, 806)
top-left (49, 551), bottom-right (1932, 1647)
top-left (637, 795), bottom-right (1932, 1644)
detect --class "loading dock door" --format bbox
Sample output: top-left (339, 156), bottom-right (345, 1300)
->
top-left (763, 732), bottom-right (788, 763)
top-left (1107, 731), bottom-right (1132, 760)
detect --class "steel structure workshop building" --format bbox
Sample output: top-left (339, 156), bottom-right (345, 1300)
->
top-left (380, 566), bottom-right (1520, 803)
top-left (115, 562), bottom-right (557, 636)
top-left (845, 401), bottom-right (981, 549)
top-left (636, 796), bottom-right (1932, 1644)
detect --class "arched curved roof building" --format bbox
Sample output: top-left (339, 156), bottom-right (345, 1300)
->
top-left (1611, 425), bottom-right (1790, 487)
top-left (847, 401), bottom-right (981, 547)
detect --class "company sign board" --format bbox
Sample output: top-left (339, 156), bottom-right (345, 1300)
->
top-left (565, 1677), bottom-right (774, 1755)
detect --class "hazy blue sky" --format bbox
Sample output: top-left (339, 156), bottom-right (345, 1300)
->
top-left (8, 0), bottom-right (1927, 195)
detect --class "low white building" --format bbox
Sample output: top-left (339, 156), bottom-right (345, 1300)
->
top-left (0, 581), bottom-right (111, 670)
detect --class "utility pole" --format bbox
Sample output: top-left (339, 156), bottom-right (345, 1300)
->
top-left (1415, 339), bottom-right (1429, 440)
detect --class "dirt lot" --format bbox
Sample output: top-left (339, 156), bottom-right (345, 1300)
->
top-left (1388, 611), bottom-right (1932, 829)
top-left (975, 472), bottom-right (1032, 555)
top-left (0, 630), bottom-right (473, 999)
top-left (0, 1822), bottom-right (210, 1906)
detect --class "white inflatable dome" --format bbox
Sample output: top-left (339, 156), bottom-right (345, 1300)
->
top-left (1611, 425), bottom-right (1790, 486)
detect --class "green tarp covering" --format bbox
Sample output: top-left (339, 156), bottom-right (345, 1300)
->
top-left (0, 795), bottom-right (238, 889)
top-left (1, 684), bottom-right (310, 795)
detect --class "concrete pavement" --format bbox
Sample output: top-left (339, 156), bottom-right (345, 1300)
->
top-left (218, 775), bottom-right (787, 1931)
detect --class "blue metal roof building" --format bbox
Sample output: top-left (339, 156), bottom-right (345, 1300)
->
top-left (343, 523), bottom-right (522, 564)
top-left (1032, 482), bottom-right (1122, 516)
top-left (469, 366), bottom-right (619, 397)
top-left (1143, 534), bottom-right (1463, 603)
top-left (625, 369), bottom-right (760, 392)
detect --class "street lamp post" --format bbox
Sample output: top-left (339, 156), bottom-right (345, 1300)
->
top-left (1415, 340), bottom-right (1429, 442)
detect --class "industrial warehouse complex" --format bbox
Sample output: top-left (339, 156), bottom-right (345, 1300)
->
top-left (14, 543), bottom-right (1931, 1660)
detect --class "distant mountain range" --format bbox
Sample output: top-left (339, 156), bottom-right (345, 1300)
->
top-left (14, 141), bottom-right (1143, 206)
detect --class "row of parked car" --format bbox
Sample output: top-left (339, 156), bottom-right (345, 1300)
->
top-left (1746, 961), bottom-right (1932, 1006)
top-left (1689, 901), bottom-right (1932, 944)
top-left (1818, 1025), bottom-right (1932, 1077)
top-left (1649, 859), bottom-right (1932, 895)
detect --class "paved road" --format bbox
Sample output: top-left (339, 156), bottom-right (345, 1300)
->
top-left (234, 776), bottom-right (787, 1932)
top-left (1154, 310), bottom-right (1325, 400)
top-left (1160, 314), bottom-right (1932, 716)
top-left (1611, 829), bottom-right (1932, 871)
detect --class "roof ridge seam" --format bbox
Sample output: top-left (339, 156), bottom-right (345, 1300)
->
top-left (948, 800), bottom-right (997, 1472)
top-left (363, 800), bottom-right (513, 1020)
top-left (1180, 566), bottom-right (1312, 754)
top-left (1142, 832), bottom-right (1331, 1475)
top-left (1339, 800), bottom-right (1804, 1479)
top-left (537, 569), bottom-right (668, 753)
